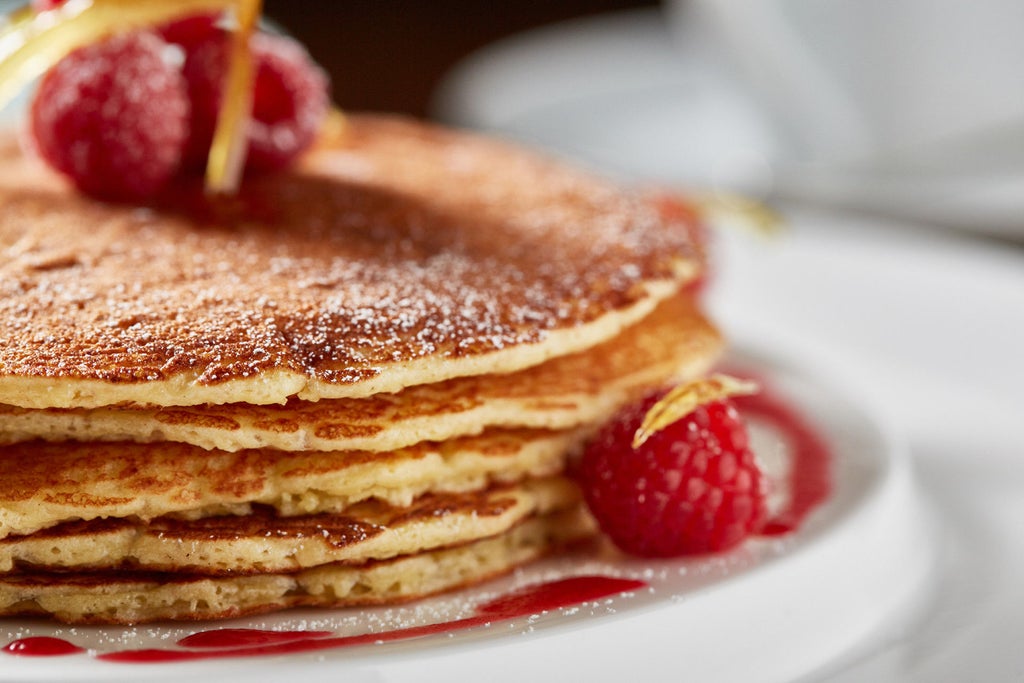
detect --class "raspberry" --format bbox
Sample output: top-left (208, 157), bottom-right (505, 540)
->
top-left (157, 12), bottom-right (221, 51)
top-left (578, 393), bottom-right (767, 556)
top-left (179, 29), bottom-right (329, 170)
top-left (28, 31), bottom-right (189, 202)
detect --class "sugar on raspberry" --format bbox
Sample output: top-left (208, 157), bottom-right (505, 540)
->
top-left (28, 30), bottom-right (189, 202)
top-left (577, 376), bottom-right (768, 556)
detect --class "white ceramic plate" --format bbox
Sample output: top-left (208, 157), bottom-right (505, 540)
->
top-left (0, 346), bottom-right (930, 683)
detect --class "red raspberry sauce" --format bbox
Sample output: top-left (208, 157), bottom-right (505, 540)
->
top-left (95, 576), bottom-right (646, 663)
top-left (3, 636), bottom-right (84, 656)
top-left (735, 390), bottom-right (832, 535)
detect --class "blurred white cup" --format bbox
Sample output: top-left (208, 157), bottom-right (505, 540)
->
top-left (678, 0), bottom-right (1024, 172)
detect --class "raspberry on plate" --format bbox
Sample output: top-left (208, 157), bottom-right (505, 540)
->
top-left (28, 31), bottom-right (189, 202)
top-left (577, 381), bottom-right (768, 557)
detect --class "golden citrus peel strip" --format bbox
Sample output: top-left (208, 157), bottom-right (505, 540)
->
top-left (315, 107), bottom-right (349, 147)
top-left (694, 192), bottom-right (784, 237)
top-left (632, 374), bottom-right (759, 449)
top-left (205, 0), bottom-right (260, 194)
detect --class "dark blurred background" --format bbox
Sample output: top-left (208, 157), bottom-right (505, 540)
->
top-left (264, 0), bottom-right (655, 117)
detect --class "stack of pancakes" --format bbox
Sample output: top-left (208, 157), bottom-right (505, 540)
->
top-left (0, 116), bottom-right (719, 624)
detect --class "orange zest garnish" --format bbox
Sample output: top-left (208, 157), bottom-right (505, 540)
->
top-left (632, 374), bottom-right (759, 449)
top-left (316, 107), bottom-right (349, 147)
top-left (0, 0), bottom-right (264, 195)
top-left (695, 192), bottom-right (783, 237)
top-left (205, 0), bottom-right (260, 194)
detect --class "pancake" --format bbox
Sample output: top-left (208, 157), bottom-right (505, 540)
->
top-left (0, 428), bottom-right (587, 539)
top-left (0, 294), bottom-right (719, 452)
top-left (0, 476), bottom-right (580, 574)
top-left (0, 115), bottom-right (702, 409)
top-left (0, 506), bottom-right (594, 624)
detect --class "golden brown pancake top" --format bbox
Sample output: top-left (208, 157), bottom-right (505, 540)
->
top-left (0, 115), bottom-right (701, 397)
